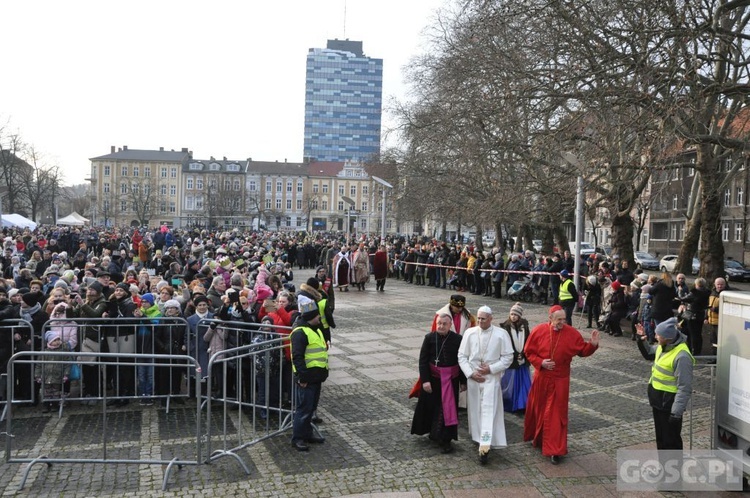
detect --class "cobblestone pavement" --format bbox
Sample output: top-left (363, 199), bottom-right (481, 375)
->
top-left (1, 271), bottom-right (724, 497)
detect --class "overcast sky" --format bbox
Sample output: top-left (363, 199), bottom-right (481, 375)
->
top-left (1, 0), bottom-right (447, 185)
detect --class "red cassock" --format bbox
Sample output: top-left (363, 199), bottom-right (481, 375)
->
top-left (523, 323), bottom-right (597, 456)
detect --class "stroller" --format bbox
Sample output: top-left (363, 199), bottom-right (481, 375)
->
top-left (508, 274), bottom-right (534, 302)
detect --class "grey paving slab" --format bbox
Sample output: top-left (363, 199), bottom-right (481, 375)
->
top-left (0, 271), bottom-right (723, 497)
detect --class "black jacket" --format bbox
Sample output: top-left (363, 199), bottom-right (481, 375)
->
top-left (290, 319), bottom-right (329, 384)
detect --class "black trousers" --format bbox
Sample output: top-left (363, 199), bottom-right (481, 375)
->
top-left (653, 407), bottom-right (683, 450)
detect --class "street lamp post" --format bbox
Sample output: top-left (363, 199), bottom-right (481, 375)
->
top-left (561, 152), bottom-right (586, 291)
top-left (342, 195), bottom-right (355, 240)
top-left (371, 175), bottom-right (393, 242)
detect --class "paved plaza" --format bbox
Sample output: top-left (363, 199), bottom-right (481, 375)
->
top-left (0, 270), bottom-right (726, 497)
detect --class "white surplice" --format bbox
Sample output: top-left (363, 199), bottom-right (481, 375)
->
top-left (458, 324), bottom-right (514, 449)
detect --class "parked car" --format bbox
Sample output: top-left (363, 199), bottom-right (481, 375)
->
top-left (724, 259), bottom-right (750, 282)
top-left (569, 242), bottom-right (595, 258)
top-left (532, 239), bottom-right (542, 252)
top-left (595, 245), bottom-right (615, 261)
top-left (634, 251), bottom-right (660, 270)
top-left (659, 255), bottom-right (700, 275)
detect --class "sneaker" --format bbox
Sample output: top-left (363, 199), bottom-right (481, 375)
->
top-left (144, 398), bottom-right (154, 406)
top-left (139, 398), bottom-right (147, 406)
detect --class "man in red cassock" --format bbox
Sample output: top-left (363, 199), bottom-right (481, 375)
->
top-left (523, 305), bottom-right (600, 464)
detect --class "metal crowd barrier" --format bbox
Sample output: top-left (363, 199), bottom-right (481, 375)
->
top-left (4, 350), bottom-right (203, 491)
top-left (198, 319), bottom-right (295, 471)
top-left (41, 317), bottom-right (192, 410)
top-left (0, 319), bottom-right (36, 421)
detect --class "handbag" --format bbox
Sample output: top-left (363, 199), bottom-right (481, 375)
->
top-left (69, 363), bottom-right (81, 381)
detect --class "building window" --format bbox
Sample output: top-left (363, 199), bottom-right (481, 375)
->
top-left (234, 180), bottom-right (240, 191)
top-left (363, 185), bottom-right (368, 195)
top-left (266, 181), bottom-right (272, 192)
top-left (144, 166), bottom-right (151, 177)
top-left (160, 201), bottom-right (167, 213)
top-left (321, 200), bottom-right (328, 210)
top-left (170, 168), bottom-right (177, 178)
top-left (196, 179), bottom-right (203, 190)
top-left (362, 201), bottom-right (368, 211)
top-left (103, 183), bottom-right (110, 193)
top-left (276, 198), bottom-right (282, 209)
top-left (736, 223), bottom-right (744, 242)
top-left (286, 216), bottom-right (291, 227)
top-left (121, 183), bottom-right (127, 194)
top-left (276, 181), bottom-right (282, 193)
top-left (265, 199), bottom-right (271, 209)
top-left (679, 223), bottom-right (685, 240)
top-left (249, 180), bottom-right (257, 191)
top-left (350, 185), bottom-right (356, 196)
top-left (286, 199), bottom-right (292, 209)
top-left (723, 222), bottom-right (730, 241)
top-left (170, 185), bottom-right (176, 196)
top-left (160, 185), bottom-right (167, 196)
top-left (287, 181), bottom-right (292, 193)
top-left (120, 200), bottom-right (127, 212)
top-left (338, 185), bottom-right (344, 195)
top-left (724, 188), bottom-right (731, 206)
top-left (225, 180), bottom-right (231, 191)
top-left (737, 187), bottom-right (744, 206)
top-left (297, 181), bottom-right (303, 193)
top-left (104, 165), bottom-right (110, 176)
top-left (312, 200), bottom-right (318, 210)
top-left (670, 224), bottom-right (677, 241)
top-left (338, 201), bottom-right (344, 210)
top-left (187, 178), bottom-right (193, 189)
top-left (186, 197), bottom-right (194, 210)
top-left (121, 165), bottom-right (128, 176)
top-left (641, 229), bottom-right (648, 247)
top-left (672, 195), bottom-right (678, 210)
top-left (297, 217), bottom-right (304, 227)
top-left (296, 199), bottom-right (302, 210)
top-left (196, 196), bottom-right (204, 210)
top-left (133, 166), bottom-right (139, 177)
top-left (169, 201), bottom-right (175, 213)
top-left (161, 167), bottom-right (167, 178)
top-left (313, 184), bottom-right (319, 193)
top-left (322, 184), bottom-right (329, 194)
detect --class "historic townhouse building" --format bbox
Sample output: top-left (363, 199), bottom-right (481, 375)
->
top-left (88, 146), bottom-right (188, 227)
top-left (89, 146), bottom-right (398, 234)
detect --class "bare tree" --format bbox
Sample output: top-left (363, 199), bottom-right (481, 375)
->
top-left (18, 145), bottom-right (62, 222)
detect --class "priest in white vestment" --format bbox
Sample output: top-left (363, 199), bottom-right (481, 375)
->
top-left (458, 305), bottom-right (514, 464)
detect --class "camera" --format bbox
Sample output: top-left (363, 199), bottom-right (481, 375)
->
top-left (229, 291), bottom-right (240, 303)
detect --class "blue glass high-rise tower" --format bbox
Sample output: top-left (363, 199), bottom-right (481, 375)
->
top-left (303, 39), bottom-right (383, 163)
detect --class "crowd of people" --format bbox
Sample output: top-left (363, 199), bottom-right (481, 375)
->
top-left (0, 224), bottom-right (724, 461)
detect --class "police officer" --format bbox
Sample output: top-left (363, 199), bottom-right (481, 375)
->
top-left (558, 270), bottom-right (579, 326)
top-left (290, 301), bottom-right (329, 452)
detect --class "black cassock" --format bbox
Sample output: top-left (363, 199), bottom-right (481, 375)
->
top-left (410, 331), bottom-right (464, 444)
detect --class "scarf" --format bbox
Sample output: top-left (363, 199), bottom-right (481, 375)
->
top-left (22, 303), bottom-right (41, 322)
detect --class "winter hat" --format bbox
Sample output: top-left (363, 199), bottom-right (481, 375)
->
top-left (62, 270), bottom-right (76, 283)
top-left (115, 282), bottom-right (130, 293)
top-left (8, 288), bottom-right (20, 299)
top-left (611, 280), bottom-right (622, 292)
top-left (655, 317), bottom-right (680, 341)
top-left (88, 281), bottom-right (104, 294)
top-left (306, 277), bottom-right (320, 289)
top-left (641, 284), bottom-right (652, 295)
top-left (54, 280), bottom-right (69, 291)
top-left (156, 280), bottom-right (169, 291)
top-left (164, 299), bottom-right (181, 310)
top-left (22, 291), bottom-right (42, 307)
top-left (560, 269), bottom-right (570, 278)
top-left (140, 293), bottom-right (155, 306)
top-left (44, 330), bottom-right (61, 348)
top-left (300, 300), bottom-right (320, 321)
top-left (193, 295), bottom-right (209, 307)
top-left (587, 275), bottom-right (598, 286)
top-left (255, 287), bottom-right (273, 302)
top-left (510, 302), bottom-right (524, 317)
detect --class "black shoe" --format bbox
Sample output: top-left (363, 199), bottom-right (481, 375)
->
top-left (312, 416), bottom-right (323, 424)
top-left (306, 436), bottom-right (325, 444)
top-left (42, 403), bottom-right (51, 413)
top-left (440, 442), bottom-right (454, 454)
top-left (292, 440), bottom-right (309, 452)
top-left (479, 452), bottom-right (489, 465)
top-left (550, 455), bottom-right (560, 465)
top-left (612, 332), bottom-right (623, 337)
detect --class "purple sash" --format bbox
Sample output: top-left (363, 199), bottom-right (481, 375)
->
top-left (430, 364), bottom-right (460, 427)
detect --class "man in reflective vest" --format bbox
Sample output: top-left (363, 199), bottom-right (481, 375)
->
top-left (558, 270), bottom-right (579, 326)
top-left (290, 301), bottom-right (329, 452)
top-left (636, 317), bottom-right (694, 450)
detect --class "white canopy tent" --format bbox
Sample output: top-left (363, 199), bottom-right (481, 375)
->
top-left (57, 212), bottom-right (89, 226)
top-left (1, 213), bottom-right (37, 230)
